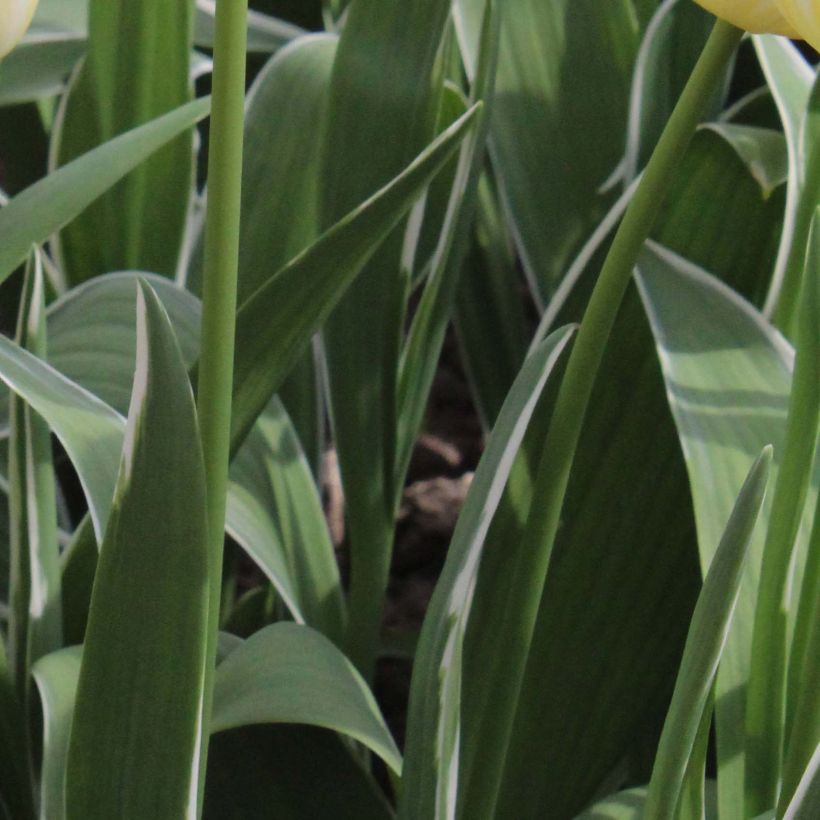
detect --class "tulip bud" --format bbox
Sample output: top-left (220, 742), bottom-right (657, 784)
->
top-left (694, 0), bottom-right (797, 36)
top-left (0, 0), bottom-right (38, 59)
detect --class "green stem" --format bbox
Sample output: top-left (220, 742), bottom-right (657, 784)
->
top-left (461, 20), bottom-right (743, 819)
top-left (746, 210), bottom-right (820, 816)
top-left (195, 0), bottom-right (248, 811)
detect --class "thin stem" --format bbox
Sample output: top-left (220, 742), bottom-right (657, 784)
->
top-left (461, 20), bottom-right (743, 820)
top-left (195, 0), bottom-right (248, 812)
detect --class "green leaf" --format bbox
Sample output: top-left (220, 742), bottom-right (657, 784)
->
top-left (31, 646), bottom-right (82, 820)
top-left (644, 448), bottom-right (772, 818)
top-left (746, 210), bottom-right (820, 813)
top-left (0, 329), bottom-right (123, 543)
top-left (782, 493), bottom-right (820, 812)
top-left (46, 273), bottom-right (201, 417)
top-left (621, 0), bottom-right (714, 185)
top-left (399, 326), bottom-right (574, 820)
top-left (453, 173), bottom-right (531, 430)
top-left (211, 622), bottom-right (400, 775)
top-left (54, 0), bottom-right (194, 281)
top-left (701, 124), bottom-right (788, 198)
top-left (574, 788), bottom-right (647, 820)
top-left (483, 123), bottom-right (784, 820)
top-left (186, 33), bottom-right (337, 466)
top-left (395, 0), bottom-right (499, 500)
top-left (65, 282), bottom-right (209, 819)
top-left (752, 35), bottom-right (813, 322)
top-left (230, 103), bottom-right (481, 454)
top-left (0, 276), bottom-right (327, 635)
top-left (454, 0), bottom-right (639, 299)
top-left (0, 97), bottom-right (210, 287)
top-left (188, 34), bottom-right (336, 303)
top-left (635, 242), bottom-right (818, 817)
top-left (780, 744), bottom-right (820, 820)
top-left (7, 252), bottom-right (62, 700)
top-left (319, 0), bottom-right (453, 677)
top-left (229, 399), bottom-right (346, 644)
top-left (0, 33), bottom-right (86, 107)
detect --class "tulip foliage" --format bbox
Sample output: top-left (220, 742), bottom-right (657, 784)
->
top-left (0, 0), bottom-right (818, 819)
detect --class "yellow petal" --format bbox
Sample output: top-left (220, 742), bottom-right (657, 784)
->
top-left (776, 0), bottom-right (820, 51)
top-left (0, 0), bottom-right (39, 59)
top-left (695, 0), bottom-right (799, 35)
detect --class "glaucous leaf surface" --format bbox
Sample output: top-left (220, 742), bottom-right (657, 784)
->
top-left (454, 0), bottom-right (639, 300)
top-left (54, 0), bottom-right (194, 281)
top-left (31, 646), bottom-right (82, 820)
top-left (65, 283), bottom-right (209, 819)
top-left (211, 623), bottom-right (400, 774)
top-left (635, 241), bottom-right (818, 817)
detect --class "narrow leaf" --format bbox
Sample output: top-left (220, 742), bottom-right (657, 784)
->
top-left (0, 96), bottom-right (210, 286)
top-left (644, 447), bottom-right (772, 818)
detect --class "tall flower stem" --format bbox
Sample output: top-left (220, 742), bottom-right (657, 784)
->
top-left (463, 19), bottom-right (743, 819)
top-left (195, 0), bottom-right (248, 810)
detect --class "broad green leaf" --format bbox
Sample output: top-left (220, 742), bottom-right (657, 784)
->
top-left (0, 34), bottom-right (85, 107)
top-left (186, 33), bottom-right (337, 466)
top-left (230, 103), bottom-right (480, 454)
top-left (0, 97), bottom-right (210, 287)
top-left (482, 126), bottom-right (784, 820)
top-left (203, 725), bottom-right (393, 820)
top-left (319, 0), bottom-right (453, 678)
top-left (644, 448), bottom-right (772, 818)
top-left (46, 273), bottom-right (201, 416)
top-left (211, 623), bottom-right (400, 774)
top-left (66, 283), bottom-right (209, 819)
top-left (635, 242), bottom-right (819, 818)
top-left (5, 273), bottom-right (334, 641)
top-left (400, 327), bottom-right (574, 820)
top-left (188, 34), bottom-right (336, 303)
top-left (0, 276), bottom-right (327, 636)
top-left (0, 638), bottom-right (35, 820)
top-left (454, 0), bottom-right (639, 299)
top-left (54, 0), bottom-right (194, 281)
top-left (7, 253), bottom-right (62, 700)
top-left (31, 646), bottom-right (82, 820)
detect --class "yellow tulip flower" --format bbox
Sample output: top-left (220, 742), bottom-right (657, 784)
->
top-left (694, 1), bottom-right (796, 35)
top-left (0, 0), bottom-right (38, 59)
top-left (777, 1), bottom-right (820, 51)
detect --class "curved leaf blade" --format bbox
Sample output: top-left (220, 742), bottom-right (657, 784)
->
top-left (211, 623), bottom-right (400, 775)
